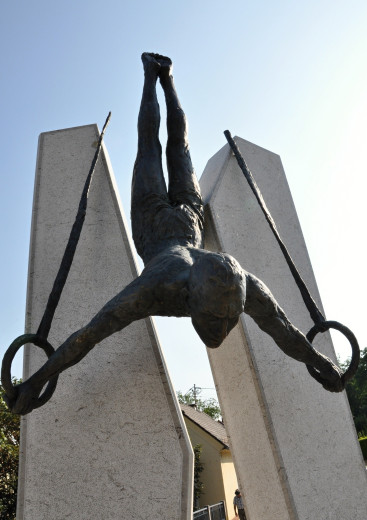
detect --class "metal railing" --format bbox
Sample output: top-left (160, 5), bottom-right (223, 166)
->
top-left (193, 500), bottom-right (226, 520)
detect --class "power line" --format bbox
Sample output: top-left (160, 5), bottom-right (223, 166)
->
top-left (184, 384), bottom-right (215, 406)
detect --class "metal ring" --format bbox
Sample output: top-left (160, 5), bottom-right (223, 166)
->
top-left (1, 334), bottom-right (58, 411)
top-left (306, 320), bottom-right (360, 389)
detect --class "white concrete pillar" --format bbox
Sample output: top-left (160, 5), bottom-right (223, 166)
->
top-left (17, 125), bottom-right (193, 520)
top-left (200, 137), bottom-right (367, 520)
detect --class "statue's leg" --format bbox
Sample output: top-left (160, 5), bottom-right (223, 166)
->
top-left (159, 63), bottom-right (203, 212)
top-left (131, 54), bottom-right (168, 262)
top-left (244, 272), bottom-right (343, 390)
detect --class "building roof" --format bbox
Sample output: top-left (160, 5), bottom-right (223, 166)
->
top-left (180, 403), bottom-right (229, 449)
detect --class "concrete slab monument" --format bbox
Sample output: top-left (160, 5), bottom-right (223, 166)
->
top-left (16, 124), bottom-right (193, 520)
top-left (200, 137), bottom-right (367, 520)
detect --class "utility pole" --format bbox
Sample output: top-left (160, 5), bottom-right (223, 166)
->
top-left (184, 384), bottom-right (214, 407)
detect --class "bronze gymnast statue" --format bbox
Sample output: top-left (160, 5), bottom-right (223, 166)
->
top-left (8, 53), bottom-right (343, 415)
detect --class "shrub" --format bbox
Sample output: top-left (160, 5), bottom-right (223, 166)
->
top-left (359, 437), bottom-right (367, 461)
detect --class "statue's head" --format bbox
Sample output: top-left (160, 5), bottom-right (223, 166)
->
top-left (188, 252), bottom-right (246, 348)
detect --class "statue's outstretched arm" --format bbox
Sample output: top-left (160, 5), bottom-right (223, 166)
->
top-left (10, 276), bottom-right (154, 414)
top-left (244, 272), bottom-right (343, 391)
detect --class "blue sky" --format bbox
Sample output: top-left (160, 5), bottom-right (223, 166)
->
top-left (1, 1), bottom-right (367, 400)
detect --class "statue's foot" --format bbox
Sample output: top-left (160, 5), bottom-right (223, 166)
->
top-left (145, 52), bottom-right (172, 67)
top-left (156, 54), bottom-right (172, 74)
top-left (141, 52), bottom-right (160, 76)
top-left (142, 52), bottom-right (172, 79)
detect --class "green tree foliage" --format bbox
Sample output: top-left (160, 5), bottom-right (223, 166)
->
top-left (359, 437), bottom-right (367, 459)
top-left (0, 380), bottom-right (20, 519)
top-left (193, 444), bottom-right (204, 511)
top-left (177, 389), bottom-right (221, 420)
top-left (342, 347), bottom-right (367, 436)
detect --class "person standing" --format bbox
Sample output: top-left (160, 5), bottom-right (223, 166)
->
top-left (233, 489), bottom-right (247, 519)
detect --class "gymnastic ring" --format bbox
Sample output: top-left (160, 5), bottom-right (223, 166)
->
top-left (306, 320), bottom-right (360, 390)
top-left (1, 333), bottom-right (58, 411)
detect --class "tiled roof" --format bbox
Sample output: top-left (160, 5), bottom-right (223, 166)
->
top-left (180, 403), bottom-right (229, 448)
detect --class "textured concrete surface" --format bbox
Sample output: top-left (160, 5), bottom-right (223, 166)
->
top-left (17, 125), bottom-right (193, 520)
top-left (200, 138), bottom-right (367, 520)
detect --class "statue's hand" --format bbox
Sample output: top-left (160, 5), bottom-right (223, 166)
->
top-left (309, 355), bottom-right (344, 393)
top-left (321, 361), bottom-right (344, 393)
top-left (5, 379), bottom-right (43, 415)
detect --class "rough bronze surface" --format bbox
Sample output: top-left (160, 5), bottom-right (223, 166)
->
top-left (6, 53), bottom-right (343, 415)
